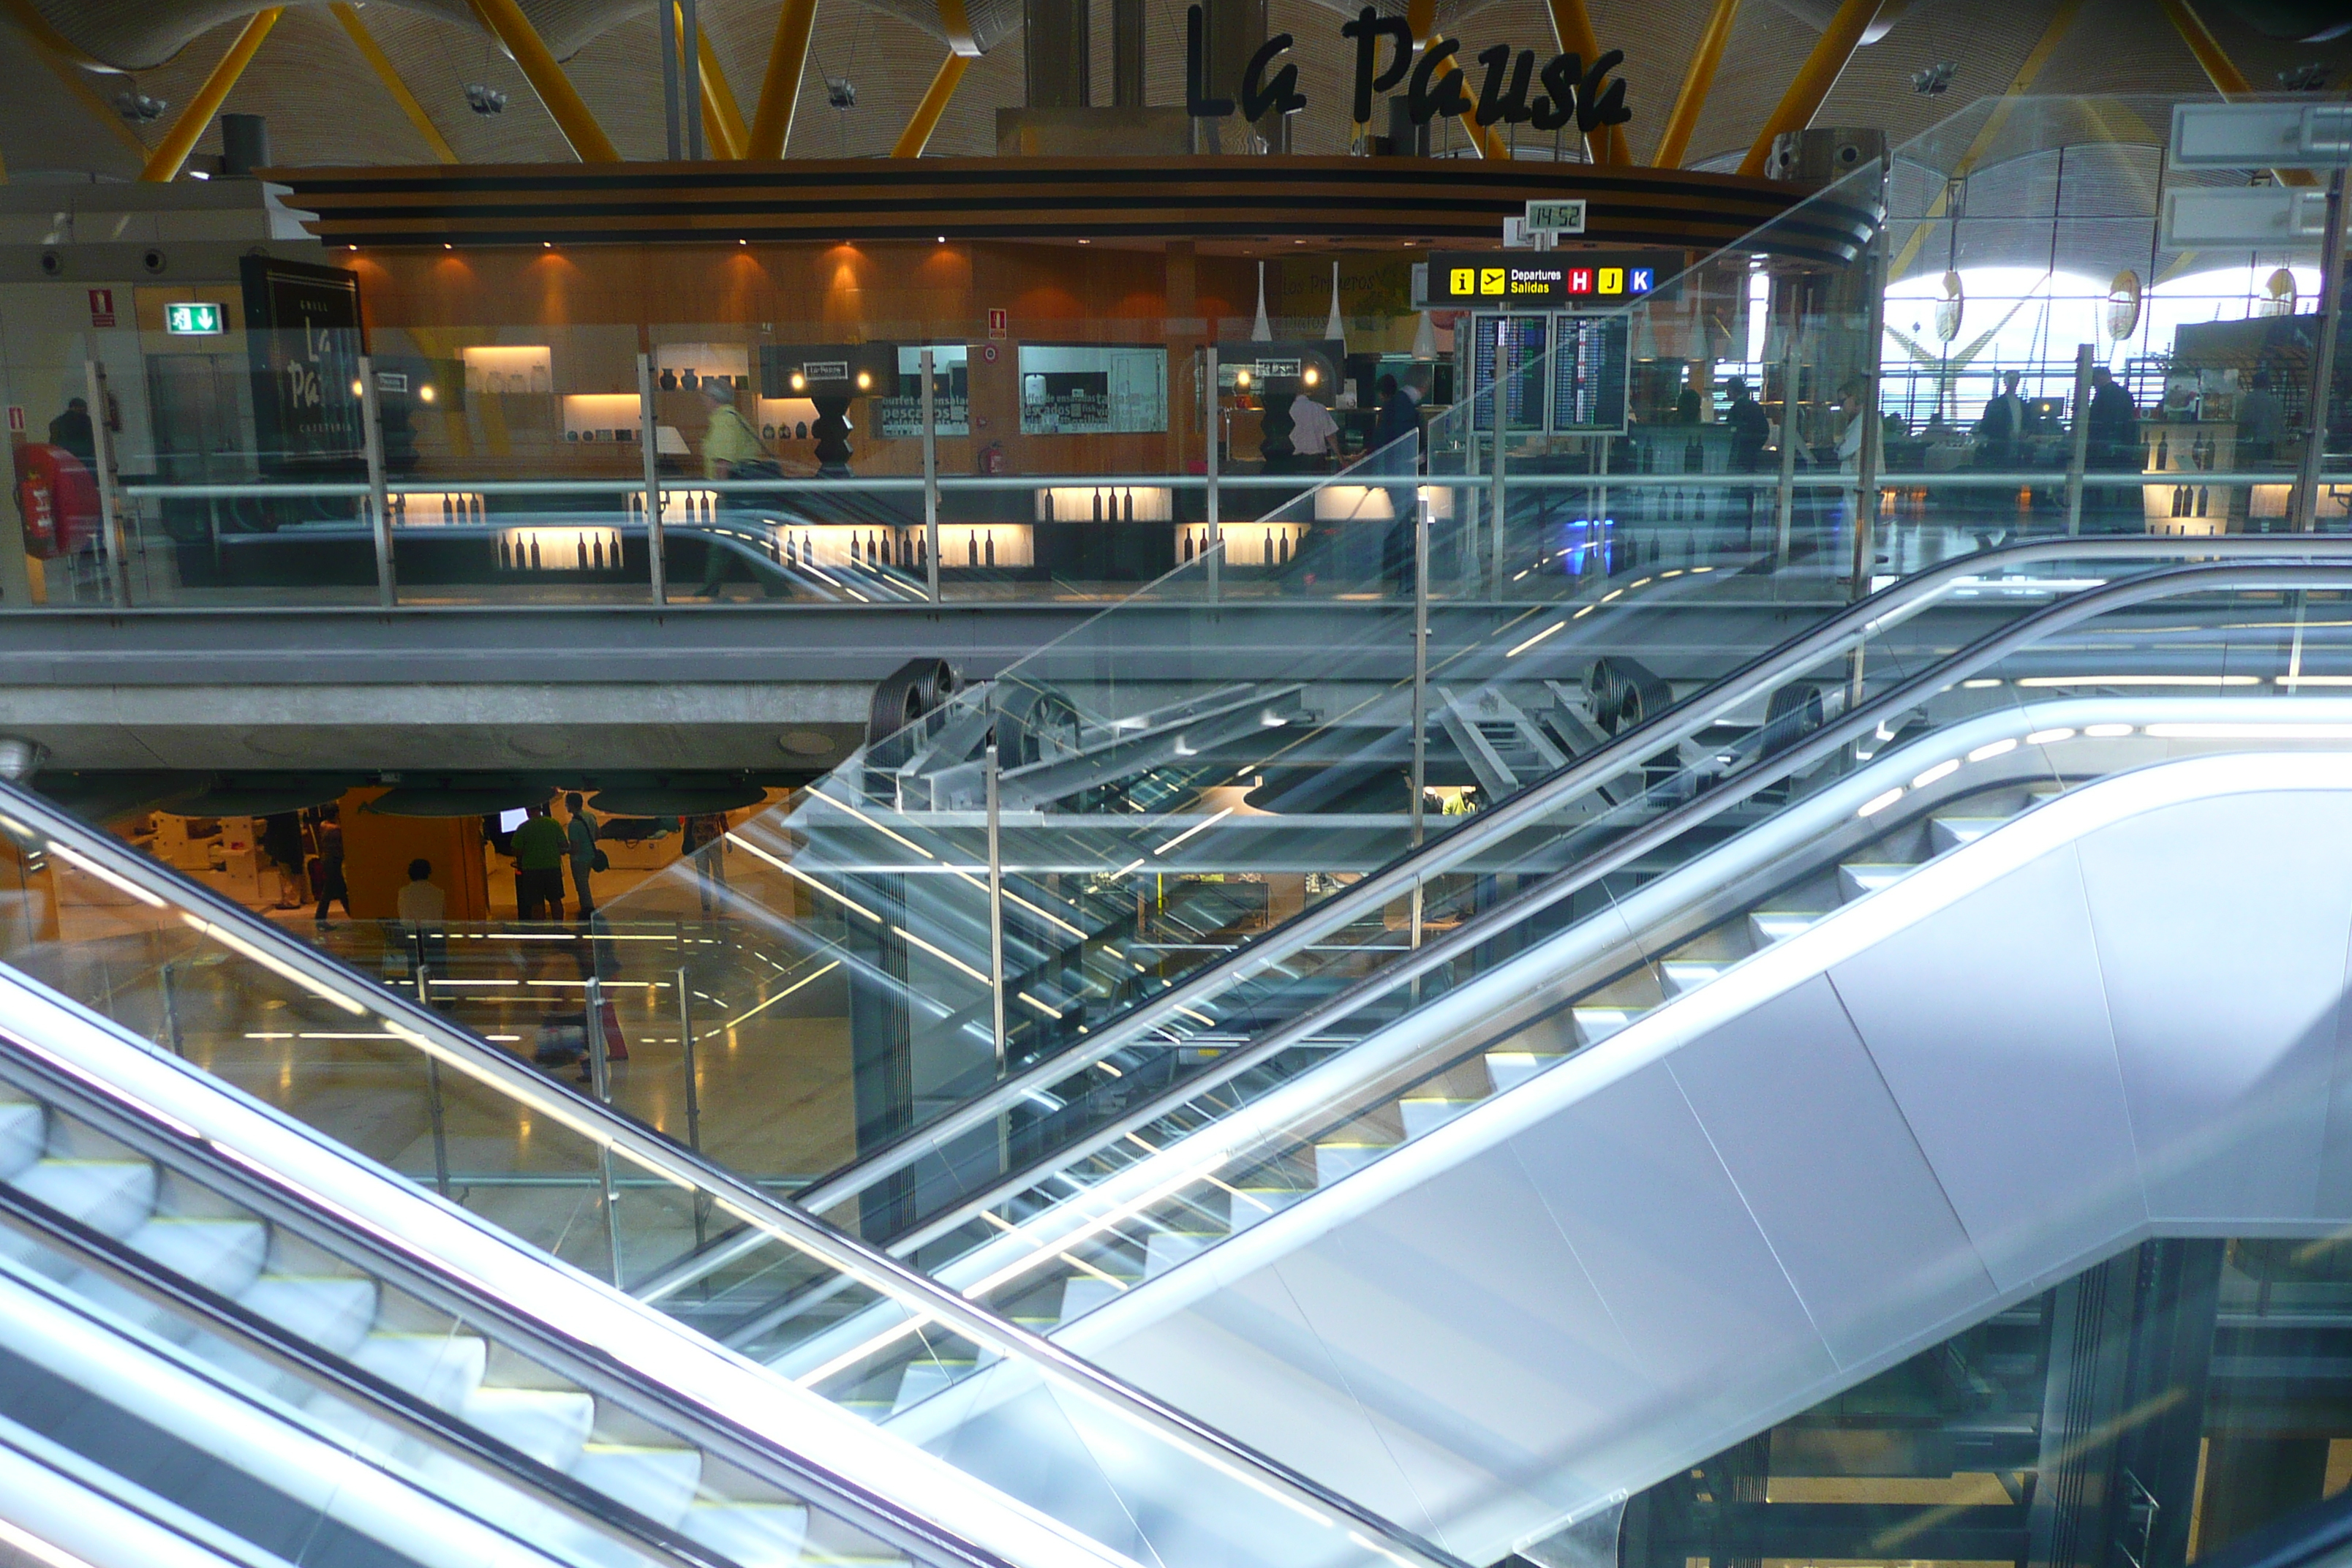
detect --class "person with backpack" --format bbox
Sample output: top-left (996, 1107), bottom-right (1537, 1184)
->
top-left (564, 792), bottom-right (603, 919)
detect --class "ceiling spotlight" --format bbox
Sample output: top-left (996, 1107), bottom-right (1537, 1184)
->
top-left (466, 83), bottom-right (508, 116)
top-left (113, 91), bottom-right (167, 124)
top-left (1303, 366), bottom-right (1319, 385)
top-left (2279, 63), bottom-right (2330, 92)
top-left (1910, 61), bottom-right (1956, 95)
top-left (418, 384), bottom-right (437, 403)
top-left (855, 370), bottom-right (872, 389)
top-left (790, 372), bottom-right (807, 391)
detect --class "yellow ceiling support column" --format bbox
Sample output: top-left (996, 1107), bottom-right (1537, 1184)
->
top-left (5, 11), bottom-right (151, 160)
top-left (746, 0), bottom-right (819, 158)
top-left (2158, 0), bottom-right (2316, 187)
top-left (696, 23), bottom-right (748, 158)
top-left (891, 50), bottom-right (971, 157)
top-left (1650, 0), bottom-right (1740, 167)
top-left (330, 2), bottom-right (458, 163)
top-left (1735, 0), bottom-right (1880, 177)
top-left (141, 8), bottom-right (282, 181)
top-left (0, 0), bottom-right (116, 71)
top-left (464, 0), bottom-right (619, 162)
top-left (1540, 0), bottom-right (1627, 164)
top-left (1887, 0), bottom-right (2084, 279)
top-left (1398, 9), bottom-right (1501, 161)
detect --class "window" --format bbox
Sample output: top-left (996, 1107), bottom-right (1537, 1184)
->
top-left (1019, 345), bottom-right (1166, 435)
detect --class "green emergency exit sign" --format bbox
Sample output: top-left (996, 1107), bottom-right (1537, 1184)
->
top-left (165, 301), bottom-right (225, 336)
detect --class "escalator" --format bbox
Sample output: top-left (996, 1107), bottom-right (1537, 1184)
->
top-left (0, 960), bottom-right (1079, 1568)
top-left (0, 785), bottom-right (1464, 1568)
top-left (606, 549), bottom-right (2352, 1560)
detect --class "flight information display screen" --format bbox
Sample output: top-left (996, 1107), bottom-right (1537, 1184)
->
top-left (1549, 314), bottom-right (1630, 434)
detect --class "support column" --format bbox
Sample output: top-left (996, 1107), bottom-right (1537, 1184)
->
top-left (7, 15), bottom-right (151, 162)
top-left (698, 29), bottom-right (749, 157)
top-left (891, 53), bottom-right (971, 157)
top-left (466, 0), bottom-right (620, 162)
top-left (330, 4), bottom-right (459, 163)
top-left (2157, 0), bottom-right (2318, 189)
top-left (1025, 0), bottom-right (1089, 108)
top-left (1735, 0), bottom-right (1880, 178)
top-left (1112, 0), bottom-right (1146, 106)
top-left (746, 0), bottom-right (819, 158)
top-left (1649, 0), bottom-right (1739, 168)
top-left (140, 8), bottom-right (282, 181)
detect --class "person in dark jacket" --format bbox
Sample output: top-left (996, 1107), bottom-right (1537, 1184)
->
top-left (48, 399), bottom-right (94, 471)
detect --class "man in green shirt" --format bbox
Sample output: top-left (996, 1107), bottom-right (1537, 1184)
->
top-left (510, 804), bottom-right (569, 921)
top-left (698, 381), bottom-right (769, 598)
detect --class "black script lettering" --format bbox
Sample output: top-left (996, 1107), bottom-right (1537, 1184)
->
top-left (1241, 34), bottom-right (1308, 119)
top-left (1474, 44), bottom-right (1537, 126)
top-left (1577, 48), bottom-right (1631, 131)
top-left (1531, 52), bottom-right (1580, 132)
top-left (1406, 38), bottom-right (1473, 124)
top-left (1341, 7), bottom-right (1414, 124)
top-left (1186, 4), bottom-right (1235, 118)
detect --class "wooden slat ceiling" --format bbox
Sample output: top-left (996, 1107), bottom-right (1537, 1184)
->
top-left (273, 154), bottom-right (1876, 260)
top-left (1, 0), bottom-right (2341, 190)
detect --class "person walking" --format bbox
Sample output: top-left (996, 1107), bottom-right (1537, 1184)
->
top-left (698, 381), bottom-right (769, 598)
top-left (564, 792), bottom-right (600, 919)
top-left (510, 803), bottom-right (568, 921)
top-left (312, 807), bottom-right (351, 926)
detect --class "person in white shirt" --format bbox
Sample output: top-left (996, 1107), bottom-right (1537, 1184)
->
top-left (399, 857), bottom-right (449, 979)
top-left (1288, 391), bottom-right (1340, 470)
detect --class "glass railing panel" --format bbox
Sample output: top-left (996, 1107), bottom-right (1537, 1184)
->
top-left (0, 987), bottom-right (1022, 1568)
top-left (897, 573), bottom-right (2345, 1341)
top-left (0, 788), bottom-right (1466, 1568)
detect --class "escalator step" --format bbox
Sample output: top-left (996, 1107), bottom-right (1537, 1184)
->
top-left (682, 1501), bottom-right (810, 1567)
top-left (0, 1096), bottom-right (41, 1179)
top-left (1930, 816), bottom-right (2008, 852)
top-left (571, 1444), bottom-right (703, 1526)
top-left (1312, 1142), bottom-right (1398, 1186)
top-left (1226, 1188), bottom-right (1309, 1232)
top-left (1572, 1007), bottom-right (1640, 1045)
top-left (1399, 1098), bottom-right (1482, 1141)
top-left (1748, 911), bottom-right (1822, 943)
top-left (1485, 1052), bottom-right (1564, 1093)
top-left (10, 1158), bottom-right (155, 1237)
top-left (1659, 961), bottom-right (1727, 995)
top-left (461, 1385), bottom-right (596, 1469)
top-left (1838, 862), bottom-right (1910, 898)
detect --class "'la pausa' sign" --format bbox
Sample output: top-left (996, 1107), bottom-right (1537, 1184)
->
top-left (1186, 4), bottom-right (1634, 135)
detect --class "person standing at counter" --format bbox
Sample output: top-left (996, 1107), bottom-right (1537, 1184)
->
top-left (1976, 371), bottom-right (2029, 468)
top-left (2087, 366), bottom-right (2140, 468)
top-left (2239, 370), bottom-right (2283, 464)
top-left (1288, 390), bottom-right (1339, 472)
top-left (697, 381), bottom-right (770, 598)
top-left (1722, 378), bottom-right (1769, 472)
top-left (510, 804), bottom-right (569, 921)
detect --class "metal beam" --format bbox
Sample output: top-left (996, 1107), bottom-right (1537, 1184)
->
top-left (746, 0), bottom-right (820, 158)
top-left (5, 9), bottom-right (151, 160)
top-left (329, 3), bottom-right (459, 164)
top-left (890, 51), bottom-right (971, 158)
top-left (1649, 0), bottom-right (1740, 167)
top-left (141, 8), bottom-right (282, 181)
top-left (0, 0), bottom-right (118, 72)
top-left (2157, 0), bottom-right (2316, 188)
top-left (464, 0), bottom-right (620, 163)
top-left (1540, 0), bottom-right (1627, 164)
top-left (1886, 0), bottom-right (2085, 280)
top-left (1735, 0), bottom-right (1880, 178)
top-left (698, 23), bottom-right (749, 158)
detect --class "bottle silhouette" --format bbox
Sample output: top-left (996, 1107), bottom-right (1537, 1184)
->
top-left (986, 532), bottom-right (996, 567)
top-left (1093, 490), bottom-right (1104, 522)
top-left (660, 368), bottom-right (678, 391)
top-left (681, 367), bottom-right (699, 391)
top-left (968, 529), bottom-right (978, 566)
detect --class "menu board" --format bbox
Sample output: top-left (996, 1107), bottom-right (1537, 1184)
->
top-left (240, 257), bottom-right (367, 472)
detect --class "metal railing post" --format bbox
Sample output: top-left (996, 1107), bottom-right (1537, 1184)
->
top-left (638, 352), bottom-right (667, 603)
top-left (1490, 319), bottom-right (1508, 596)
top-left (158, 960), bottom-right (184, 1058)
top-left (1204, 345), bottom-right (1221, 602)
top-left (1774, 333), bottom-right (1799, 569)
top-left (83, 359), bottom-right (131, 608)
top-left (1848, 162), bottom-right (1891, 601)
top-left (418, 961), bottom-right (451, 1198)
top-left (2296, 165), bottom-right (2348, 532)
top-left (921, 347), bottom-right (941, 603)
top-left (676, 964), bottom-right (701, 1150)
top-left (586, 970), bottom-right (622, 1285)
top-left (2065, 343), bottom-right (2094, 537)
top-left (358, 355), bottom-right (395, 607)
top-left (986, 740), bottom-right (1007, 1066)
top-left (1409, 493), bottom-right (1429, 950)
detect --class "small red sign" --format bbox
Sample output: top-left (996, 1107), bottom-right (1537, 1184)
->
top-left (981, 342), bottom-right (1000, 364)
top-left (5, 407), bottom-right (22, 434)
top-left (87, 288), bottom-right (115, 328)
top-left (987, 307), bottom-right (1007, 339)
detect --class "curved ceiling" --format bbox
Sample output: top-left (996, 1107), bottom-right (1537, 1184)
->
top-left (1, 0), bottom-right (2343, 181)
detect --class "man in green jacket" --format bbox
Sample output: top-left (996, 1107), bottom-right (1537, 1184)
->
top-left (510, 804), bottom-right (568, 921)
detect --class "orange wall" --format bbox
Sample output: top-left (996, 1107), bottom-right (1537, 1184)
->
top-left (339, 790), bottom-right (490, 921)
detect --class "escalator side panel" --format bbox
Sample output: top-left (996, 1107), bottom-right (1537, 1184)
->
top-left (1050, 754), bottom-right (2352, 1567)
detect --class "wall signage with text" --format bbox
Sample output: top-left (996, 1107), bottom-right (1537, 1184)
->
top-left (1425, 251), bottom-right (1684, 305)
top-left (1186, 4), bottom-right (1632, 135)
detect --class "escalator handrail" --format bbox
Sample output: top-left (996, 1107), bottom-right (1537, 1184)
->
top-left (790, 535), bottom-right (2352, 1215)
top-left (747, 559), bottom-right (2352, 1311)
top-left (0, 780), bottom-right (1473, 1568)
top-left (0, 1122), bottom-right (743, 1568)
